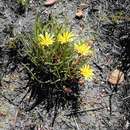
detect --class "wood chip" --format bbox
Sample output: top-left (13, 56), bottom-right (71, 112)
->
top-left (44, 0), bottom-right (57, 6)
top-left (108, 69), bottom-right (124, 85)
top-left (12, 109), bottom-right (19, 128)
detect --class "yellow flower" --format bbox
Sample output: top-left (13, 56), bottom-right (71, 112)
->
top-left (74, 42), bottom-right (92, 56)
top-left (80, 65), bottom-right (94, 80)
top-left (38, 32), bottom-right (54, 46)
top-left (57, 31), bottom-right (74, 44)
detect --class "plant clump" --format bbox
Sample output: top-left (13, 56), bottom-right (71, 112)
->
top-left (19, 16), bottom-right (94, 118)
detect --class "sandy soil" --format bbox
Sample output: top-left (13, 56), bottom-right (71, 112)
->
top-left (1, 0), bottom-right (130, 130)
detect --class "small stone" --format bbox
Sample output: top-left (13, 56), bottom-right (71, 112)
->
top-left (75, 9), bottom-right (84, 19)
top-left (63, 86), bottom-right (72, 93)
top-left (0, 112), bottom-right (6, 117)
top-left (78, 79), bottom-right (85, 86)
top-left (108, 69), bottom-right (124, 85)
top-left (79, 3), bottom-right (88, 10)
top-left (86, 39), bottom-right (95, 45)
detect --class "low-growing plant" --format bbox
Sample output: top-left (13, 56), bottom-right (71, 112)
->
top-left (19, 15), bottom-right (94, 122)
top-left (17, 0), bottom-right (29, 6)
top-left (22, 16), bottom-right (94, 81)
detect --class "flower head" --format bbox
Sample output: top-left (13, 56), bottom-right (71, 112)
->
top-left (57, 31), bottom-right (74, 44)
top-left (74, 42), bottom-right (92, 56)
top-left (38, 32), bottom-right (54, 46)
top-left (80, 65), bottom-right (94, 80)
